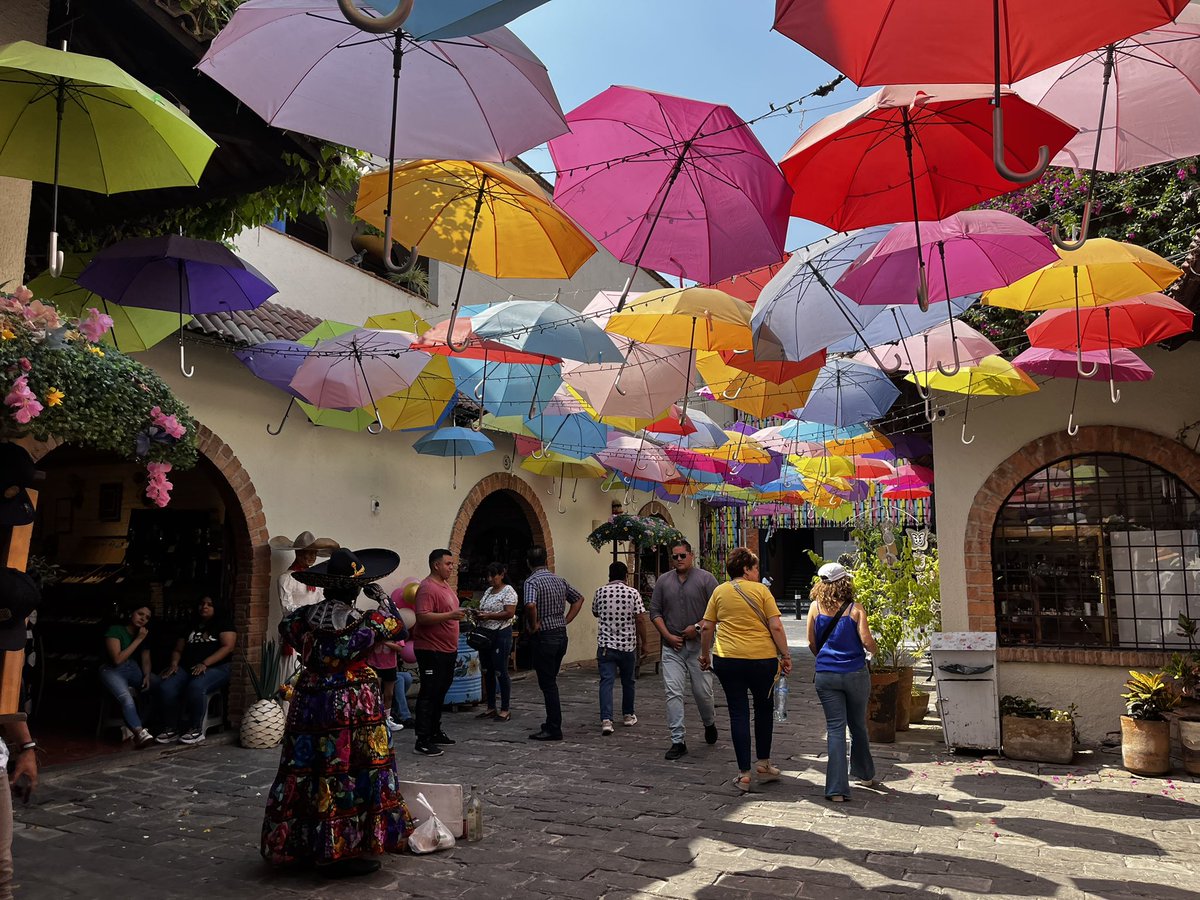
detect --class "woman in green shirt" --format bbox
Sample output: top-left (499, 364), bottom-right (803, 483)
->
top-left (99, 605), bottom-right (157, 747)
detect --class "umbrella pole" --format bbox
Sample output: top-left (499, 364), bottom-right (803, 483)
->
top-left (1067, 373), bottom-right (1081, 436)
top-left (807, 261), bottom-right (901, 373)
top-left (527, 361), bottom-right (545, 420)
top-left (1051, 45), bottom-right (1113, 250)
top-left (267, 397), bottom-right (296, 436)
top-left (991, 0), bottom-right (1049, 183)
top-left (935, 242), bottom-right (962, 376)
top-left (1106, 308), bottom-right (1120, 404)
top-left (380, 39), bottom-right (420, 275)
top-left (355, 346), bottom-right (385, 434)
top-left (178, 260), bottom-right (194, 377)
top-left (676, 318), bottom-right (698, 424)
top-left (47, 74), bottom-right (66, 278)
top-left (1074, 267), bottom-right (1099, 377)
top-left (446, 180), bottom-right (488, 352)
top-left (900, 109), bottom-right (930, 312)
top-left (101, 298), bottom-right (120, 353)
top-left (960, 376), bottom-right (975, 445)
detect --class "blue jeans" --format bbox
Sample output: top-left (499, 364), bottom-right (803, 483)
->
top-left (713, 656), bottom-right (777, 772)
top-left (661, 641), bottom-right (715, 744)
top-left (531, 628), bottom-right (568, 735)
top-left (597, 647), bottom-right (636, 722)
top-left (392, 669), bottom-right (413, 721)
top-left (482, 627), bottom-right (513, 712)
top-left (155, 663), bottom-right (231, 733)
top-left (814, 666), bottom-right (875, 798)
top-left (99, 659), bottom-right (156, 731)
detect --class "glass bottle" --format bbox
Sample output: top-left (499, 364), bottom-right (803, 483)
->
top-left (465, 785), bottom-right (483, 842)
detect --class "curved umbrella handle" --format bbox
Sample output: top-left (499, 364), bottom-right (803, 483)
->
top-left (1076, 344), bottom-right (1099, 378)
top-left (613, 361), bottom-right (629, 396)
top-left (48, 232), bottom-right (65, 279)
top-left (1050, 200), bottom-right (1092, 252)
top-left (179, 343), bottom-right (194, 378)
top-left (1110, 379), bottom-right (1121, 404)
top-left (266, 397), bottom-right (295, 436)
top-left (961, 422), bottom-right (975, 446)
top-left (446, 304), bottom-right (472, 353)
top-left (1107, 341), bottom-right (1120, 403)
top-left (993, 105), bottom-right (1049, 183)
top-left (572, 479), bottom-right (579, 503)
top-left (916, 263), bottom-right (930, 313)
top-left (381, 215), bottom-right (420, 275)
top-left (722, 381), bottom-right (745, 401)
top-left (863, 345), bottom-right (904, 375)
top-left (936, 343), bottom-right (962, 377)
top-left (1067, 411), bottom-right (1080, 437)
top-left (366, 407), bottom-right (385, 435)
top-left (923, 394), bottom-right (938, 424)
top-left (336, 0), bottom-right (414, 33)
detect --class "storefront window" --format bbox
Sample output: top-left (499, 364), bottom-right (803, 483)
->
top-left (992, 454), bottom-right (1200, 649)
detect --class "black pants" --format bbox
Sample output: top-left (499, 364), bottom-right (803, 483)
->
top-left (531, 628), bottom-right (568, 736)
top-left (414, 649), bottom-right (456, 743)
top-left (713, 656), bottom-right (778, 772)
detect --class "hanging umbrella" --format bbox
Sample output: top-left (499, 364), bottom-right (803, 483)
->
top-left (414, 316), bottom-right (558, 364)
top-left (298, 319), bottom-right (357, 346)
top-left (789, 455), bottom-right (856, 480)
top-left (751, 227), bottom-right (892, 363)
top-left (695, 351), bottom-right (819, 418)
top-left (364, 309), bottom-right (430, 334)
top-left (548, 85), bottom-right (791, 309)
top-left (707, 255), bottom-right (792, 304)
top-left (879, 464), bottom-right (936, 488)
top-left (471, 299), bottom-right (623, 364)
top-left (523, 412), bottom-right (609, 460)
top-left (235, 339), bottom-right (312, 435)
top-left (781, 85), bottom-right (1076, 309)
top-left (0, 40), bottom-right (216, 275)
top-left (697, 431), bottom-right (774, 466)
top-left (290, 328), bottom-right (431, 431)
top-left (772, 0), bottom-right (1185, 183)
top-left (854, 321), bottom-right (1000, 402)
top-left (298, 401), bottom-right (379, 432)
top-left (661, 408), bottom-right (729, 450)
top-left (883, 485), bottom-right (932, 501)
top-left (446, 356), bottom-right (562, 418)
top-left (355, 161), bottom-right (596, 331)
top-left (907, 355), bottom-right (1038, 443)
top-left (77, 235), bottom-right (277, 377)
top-left (825, 295), bottom-right (978, 355)
top-left (1015, 7), bottom-right (1200, 247)
top-left (375, 355), bottom-right (458, 431)
top-left (1013, 345), bottom-right (1153, 425)
top-left (352, 0), bottom-right (551, 40)
top-left (596, 433), bottom-right (681, 483)
top-left (413, 426), bottom-right (495, 488)
top-left (796, 360), bottom-right (901, 427)
top-left (520, 451), bottom-right (606, 513)
top-left (834, 210), bottom-right (1056, 369)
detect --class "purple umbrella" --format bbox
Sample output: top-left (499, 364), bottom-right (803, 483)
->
top-left (835, 211), bottom-right (1057, 374)
top-left (548, 86), bottom-right (791, 309)
top-left (78, 235), bottom-right (277, 377)
top-left (235, 340), bottom-right (315, 435)
top-left (1012, 346), bottom-right (1153, 435)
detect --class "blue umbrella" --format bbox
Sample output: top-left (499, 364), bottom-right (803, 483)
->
top-left (825, 295), bottom-right (979, 354)
top-left (413, 425), bottom-right (495, 488)
top-left (359, 0), bottom-right (551, 40)
top-left (447, 357), bottom-right (562, 418)
top-left (235, 340), bottom-right (314, 436)
top-left (472, 300), bottom-right (624, 364)
top-left (660, 408), bottom-right (729, 450)
top-left (751, 227), bottom-right (890, 364)
top-left (796, 360), bottom-right (900, 427)
top-left (524, 413), bottom-right (609, 460)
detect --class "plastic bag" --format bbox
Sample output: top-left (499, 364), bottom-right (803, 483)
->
top-left (408, 792), bottom-right (456, 854)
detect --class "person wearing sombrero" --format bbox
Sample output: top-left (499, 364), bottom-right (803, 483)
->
top-left (260, 548), bottom-right (417, 879)
top-left (270, 531), bottom-right (339, 684)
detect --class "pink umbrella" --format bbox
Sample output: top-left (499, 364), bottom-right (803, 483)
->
top-left (1013, 346), bottom-right (1153, 431)
top-left (596, 433), bottom-right (681, 483)
top-left (835, 210), bottom-right (1056, 372)
top-left (548, 86), bottom-right (791, 309)
top-left (879, 464), bottom-right (936, 487)
top-left (289, 329), bottom-right (430, 432)
top-left (855, 321), bottom-right (999, 392)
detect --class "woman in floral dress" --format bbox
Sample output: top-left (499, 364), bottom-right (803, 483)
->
top-left (261, 548), bottom-right (416, 879)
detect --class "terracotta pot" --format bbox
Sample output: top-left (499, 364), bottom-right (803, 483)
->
top-left (867, 669), bottom-right (899, 743)
top-left (1179, 718), bottom-right (1200, 776)
top-left (1002, 716), bottom-right (1073, 764)
top-left (893, 666), bottom-right (914, 732)
top-left (908, 690), bottom-right (932, 725)
top-left (1120, 716), bottom-right (1171, 775)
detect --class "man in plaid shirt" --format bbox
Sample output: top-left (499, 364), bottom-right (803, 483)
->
top-left (523, 545), bottom-right (584, 741)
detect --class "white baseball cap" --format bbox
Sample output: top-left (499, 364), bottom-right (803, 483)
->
top-left (818, 562), bottom-right (850, 583)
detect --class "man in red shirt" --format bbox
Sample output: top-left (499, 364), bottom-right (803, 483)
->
top-left (412, 549), bottom-right (467, 757)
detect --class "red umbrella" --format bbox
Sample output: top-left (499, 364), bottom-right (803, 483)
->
top-left (719, 348), bottom-right (826, 384)
top-left (413, 318), bottom-right (560, 365)
top-left (772, 0), bottom-right (1186, 183)
top-left (781, 84), bottom-right (1075, 308)
top-left (707, 254), bottom-right (791, 304)
top-left (1025, 293), bottom-right (1194, 352)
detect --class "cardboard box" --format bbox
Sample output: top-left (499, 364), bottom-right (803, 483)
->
top-left (398, 781), bottom-right (464, 838)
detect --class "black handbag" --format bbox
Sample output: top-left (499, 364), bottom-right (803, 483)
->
top-left (465, 624), bottom-right (494, 654)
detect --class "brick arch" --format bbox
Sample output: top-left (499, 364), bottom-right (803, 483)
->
top-left (965, 425), bottom-right (1200, 665)
top-left (638, 500), bottom-right (674, 526)
top-left (448, 472), bottom-right (553, 586)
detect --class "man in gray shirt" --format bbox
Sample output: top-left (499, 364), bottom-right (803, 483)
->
top-left (650, 539), bottom-right (719, 760)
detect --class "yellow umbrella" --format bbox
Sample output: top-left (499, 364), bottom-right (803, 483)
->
top-left (605, 287), bottom-right (752, 351)
top-left (521, 452), bottom-right (607, 480)
top-left (376, 355), bottom-right (457, 431)
top-left (822, 427), bottom-right (893, 456)
top-left (695, 351), bottom-right (818, 418)
top-left (698, 431), bottom-right (773, 465)
top-left (559, 385), bottom-right (667, 433)
top-left (788, 455), bottom-right (856, 479)
top-left (364, 310), bottom-right (431, 335)
top-left (906, 355), bottom-right (1038, 444)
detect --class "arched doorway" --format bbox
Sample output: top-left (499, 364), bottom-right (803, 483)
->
top-left (449, 473), bottom-right (552, 599)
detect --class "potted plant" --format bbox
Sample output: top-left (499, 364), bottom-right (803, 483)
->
top-left (240, 638), bottom-right (286, 750)
top-left (1163, 615), bottom-right (1200, 775)
top-left (1120, 670), bottom-right (1180, 775)
top-left (1000, 695), bottom-right (1076, 764)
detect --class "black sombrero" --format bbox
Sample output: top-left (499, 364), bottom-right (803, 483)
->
top-left (291, 548), bottom-right (399, 589)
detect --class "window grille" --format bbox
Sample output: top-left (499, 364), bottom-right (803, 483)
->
top-left (992, 453), bottom-right (1200, 650)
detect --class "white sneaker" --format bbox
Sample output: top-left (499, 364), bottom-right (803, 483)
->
top-left (134, 728), bottom-right (156, 748)
top-left (623, 714), bottom-right (638, 727)
top-left (179, 730), bottom-right (205, 745)
top-left (119, 726), bottom-right (133, 742)
top-left (601, 719), bottom-right (614, 736)
top-left (386, 717), bottom-right (404, 732)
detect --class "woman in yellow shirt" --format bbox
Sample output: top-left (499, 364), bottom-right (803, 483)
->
top-left (699, 547), bottom-right (792, 793)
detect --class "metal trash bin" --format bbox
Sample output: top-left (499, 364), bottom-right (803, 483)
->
top-left (930, 632), bottom-right (999, 751)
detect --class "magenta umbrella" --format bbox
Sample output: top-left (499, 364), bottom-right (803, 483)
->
top-left (835, 210), bottom-right (1056, 373)
top-left (548, 86), bottom-right (791, 309)
top-left (1013, 346), bottom-right (1153, 432)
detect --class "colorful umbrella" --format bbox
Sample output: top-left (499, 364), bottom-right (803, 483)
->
top-left (471, 299), bottom-right (623, 364)
top-left (523, 412), bottom-right (609, 461)
top-left (781, 85), bottom-right (1075, 308)
top-left (363, 310), bottom-right (430, 334)
top-left (751, 227), bottom-right (891, 364)
top-left (1014, 344), bottom-right (1153, 424)
top-left (797, 360), bottom-right (901, 427)
top-left (661, 408), bottom-right (729, 450)
top-left (549, 86), bottom-right (791, 308)
top-left (298, 319), bottom-right (357, 346)
top-left (520, 451), bottom-right (606, 513)
top-left (375, 355), bottom-right (458, 431)
top-left (695, 351), bottom-right (819, 418)
top-left (0, 40), bottom-right (216, 274)
top-left (707, 255), bottom-right (792, 305)
top-left (298, 401), bottom-right (378, 432)
top-left (235, 339), bottom-right (312, 435)
top-left (825, 295), bottom-right (978, 355)
top-left (446, 357), bottom-right (562, 418)
top-left (1026, 293), bottom-right (1193, 351)
top-left (596, 433), bottom-right (681, 483)
top-left (413, 426), bottom-right (495, 488)
top-left (354, 0), bottom-right (551, 41)
top-left (907, 355), bottom-right (1038, 443)
top-left (856, 322), bottom-right (1000, 400)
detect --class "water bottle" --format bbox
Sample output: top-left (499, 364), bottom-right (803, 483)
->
top-left (773, 676), bottom-right (789, 723)
top-left (464, 785), bottom-right (483, 842)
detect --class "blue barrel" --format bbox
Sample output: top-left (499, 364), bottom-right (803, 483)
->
top-left (444, 633), bottom-right (482, 704)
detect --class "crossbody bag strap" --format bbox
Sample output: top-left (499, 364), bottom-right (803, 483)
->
top-left (731, 581), bottom-right (772, 634)
top-left (812, 599), bottom-right (853, 656)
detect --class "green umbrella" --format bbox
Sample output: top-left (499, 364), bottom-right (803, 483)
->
top-left (297, 320), bottom-right (356, 346)
top-left (27, 254), bottom-right (190, 352)
top-left (298, 400), bottom-right (377, 432)
top-left (0, 40), bottom-right (217, 274)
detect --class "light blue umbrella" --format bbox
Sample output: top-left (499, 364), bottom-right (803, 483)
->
top-left (796, 360), bottom-right (900, 427)
top-left (471, 300), bottom-right (624, 364)
top-left (446, 357), bottom-right (562, 418)
top-left (524, 413), bottom-right (609, 460)
top-left (360, 0), bottom-right (551, 40)
top-left (758, 465), bottom-right (809, 494)
top-left (413, 425), bottom-right (495, 488)
top-left (825, 295), bottom-right (979, 354)
top-left (751, 227), bottom-right (891, 364)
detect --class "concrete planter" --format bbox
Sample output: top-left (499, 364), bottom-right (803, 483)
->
top-left (908, 690), bottom-right (932, 725)
top-left (1002, 715), bottom-right (1073, 764)
top-left (1179, 718), bottom-right (1200, 776)
top-left (1121, 716), bottom-right (1171, 775)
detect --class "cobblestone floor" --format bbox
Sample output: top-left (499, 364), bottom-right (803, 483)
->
top-left (11, 622), bottom-right (1200, 899)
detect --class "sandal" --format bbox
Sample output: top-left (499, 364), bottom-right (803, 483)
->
top-left (476, 709), bottom-right (497, 719)
top-left (495, 711), bottom-right (511, 722)
top-left (827, 794), bottom-right (847, 803)
top-left (754, 763), bottom-right (781, 783)
top-left (733, 775), bottom-right (752, 794)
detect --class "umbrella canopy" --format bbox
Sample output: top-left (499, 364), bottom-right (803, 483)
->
top-left (298, 319), bottom-right (357, 346)
top-left (596, 433), bottom-right (681, 483)
top-left (375, 355), bottom-right (458, 431)
top-left (413, 426), bottom-right (495, 458)
top-left (363, 310), bottom-right (430, 334)
top-left (414, 316), bottom-right (558, 364)
top-left (880, 464), bottom-right (936, 487)
top-left (197, 3), bottom-right (566, 161)
top-left (298, 401), bottom-right (378, 432)
top-left (695, 351), bottom-right (819, 418)
top-left (1012, 346), bottom-right (1154, 382)
top-left (290, 328), bottom-right (431, 415)
top-left (718, 348), bottom-right (826, 384)
top-left (1025, 293), bottom-right (1194, 350)
top-left (520, 452), bottom-right (606, 480)
top-left (235, 340), bottom-right (311, 396)
top-left (907, 355), bottom-right (1038, 395)
top-left (858, 321), bottom-right (1000, 375)
top-left (825, 296), bottom-right (978, 354)
top-left (354, 160), bottom-right (596, 279)
top-left (707, 255), bottom-right (792, 305)
top-left (797, 360), bottom-right (901, 427)
top-left (548, 85), bottom-right (791, 292)
top-left (606, 287), bottom-right (752, 350)
top-left (471, 299), bottom-right (623, 364)
top-left (524, 412), bottom-right (609, 460)
top-left (751, 227), bottom-right (891, 363)
top-left (446, 357), bottom-right (562, 418)
top-left (661, 408), bottom-right (729, 449)
top-left (697, 431), bottom-right (774, 465)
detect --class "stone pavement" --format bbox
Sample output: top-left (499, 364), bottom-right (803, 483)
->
top-left (11, 620), bottom-right (1200, 899)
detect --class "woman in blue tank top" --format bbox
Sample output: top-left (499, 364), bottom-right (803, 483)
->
top-left (806, 562), bottom-right (879, 802)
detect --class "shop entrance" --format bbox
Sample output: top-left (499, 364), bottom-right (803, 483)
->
top-left (26, 446), bottom-right (240, 765)
top-left (458, 490), bottom-right (537, 599)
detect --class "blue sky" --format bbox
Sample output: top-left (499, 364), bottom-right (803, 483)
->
top-left (506, 0), bottom-right (867, 253)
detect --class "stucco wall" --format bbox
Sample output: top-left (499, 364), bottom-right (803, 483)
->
top-left (998, 662), bottom-right (1129, 745)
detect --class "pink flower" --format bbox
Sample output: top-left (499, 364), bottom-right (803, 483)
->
top-left (18, 358), bottom-right (30, 372)
top-left (149, 406), bottom-right (186, 439)
top-left (80, 307), bottom-right (114, 343)
top-left (4, 374), bottom-right (43, 424)
top-left (21, 300), bottom-right (61, 332)
top-left (12, 286), bottom-right (32, 303)
top-left (145, 462), bottom-right (174, 508)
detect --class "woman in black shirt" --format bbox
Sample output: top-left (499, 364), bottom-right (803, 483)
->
top-left (153, 596), bottom-right (237, 745)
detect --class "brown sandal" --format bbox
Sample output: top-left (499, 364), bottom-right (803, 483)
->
top-left (476, 709), bottom-right (497, 719)
top-left (733, 774), bottom-right (752, 793)
top-left (495, 711), bottom-right (511, 722)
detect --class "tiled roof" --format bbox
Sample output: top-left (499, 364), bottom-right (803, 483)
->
top-left (186, 301), bottom-right (323, 346)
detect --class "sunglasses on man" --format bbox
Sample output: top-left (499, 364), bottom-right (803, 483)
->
top-left (672, 553), bottom-right (689, 560)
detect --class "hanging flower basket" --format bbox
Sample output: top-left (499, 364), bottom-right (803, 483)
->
top-left (1, 287), bottom-right (197, 505)
top-left (587, 514), bottom-right (685, 552)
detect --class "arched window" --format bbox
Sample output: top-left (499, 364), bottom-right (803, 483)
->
top-left (992, 454), bottom-right (1200, 650)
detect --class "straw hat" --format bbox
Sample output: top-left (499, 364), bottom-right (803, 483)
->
top-left (268, 531), bottom-right (339, 556)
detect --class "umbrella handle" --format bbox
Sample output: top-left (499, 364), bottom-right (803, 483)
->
top-left (336, 0), bottom-right (413, 33)
top-left (1076, 344), bottom-right (1099, 378)
top-left (613, 362), bottom-right (629, 396)
top-left (47, 232), bottom-right (65, 278)
top-left (960, 422), bottom-right (975, 446)
top-left (923, 394), bottom-right (937, 424)
top-left (1050, 201), bottom-right (1092, 253)
top-left (179, 343), bottom-right (194, 378)
top-left (267, 397), bottom-right (296, 436)
top-left (367, 408), bottom-right (385, 435)
top-left (863, 345), bottom-right (903, 375)
top-left (722, 382), bottom-right (745, 401)
top-left (993, 105), bottom-right (1049, 183)
top-left (916, 263), bottom-right (929, 313)
top-left (381, 216), bottom-right (420, 275)
top-left (936, 342), bottom-right (962, 378)
top-left (1110, 379), bottom-right (1121, 404)
top-left (1067, 410), bottom-right (1080, 437)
